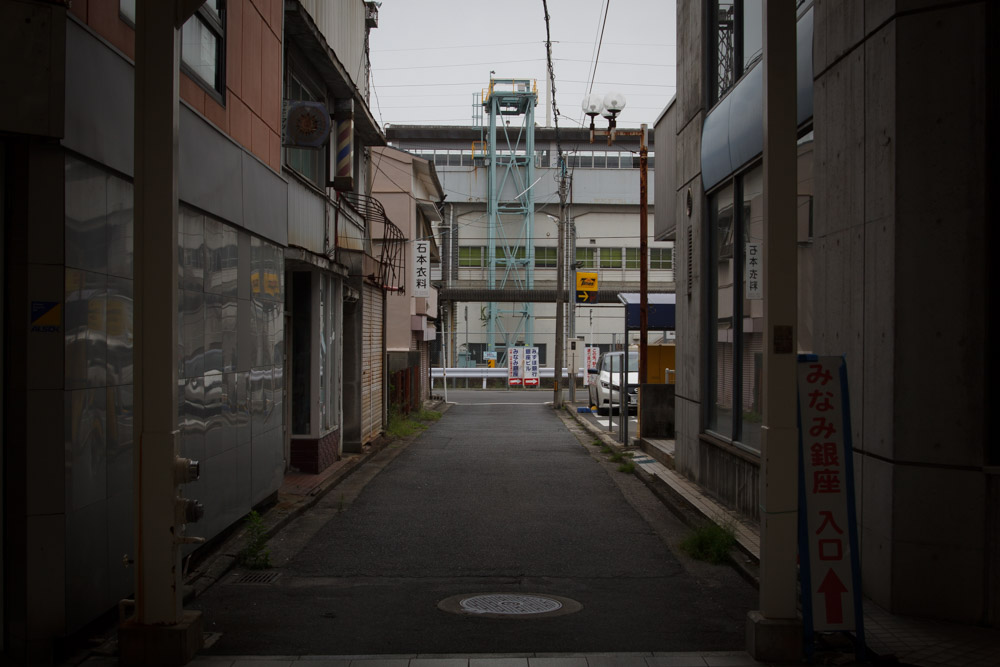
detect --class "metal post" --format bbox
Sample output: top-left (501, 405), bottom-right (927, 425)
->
top-left (639, 124), bottom-right (649, 386)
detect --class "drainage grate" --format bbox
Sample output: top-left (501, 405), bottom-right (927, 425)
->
top-left (460, 594), bottom-right (562, 615)
top-left (233, 571), bottom-right (281, 585)
top-left (438, 592), bottom-right (582, 619)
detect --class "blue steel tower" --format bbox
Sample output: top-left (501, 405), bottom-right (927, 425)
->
top-left (483, 78), bottom-right (537, 360)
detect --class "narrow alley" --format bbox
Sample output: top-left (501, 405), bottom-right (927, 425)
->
top-left (188, 392), bottom-right (757, 657)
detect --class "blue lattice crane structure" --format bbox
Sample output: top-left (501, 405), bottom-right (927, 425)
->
top-left (482, 78), bottom-right (538, 361)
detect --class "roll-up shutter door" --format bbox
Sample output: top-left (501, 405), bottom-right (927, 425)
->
top-left (362, 282), bottom-right (384, 444)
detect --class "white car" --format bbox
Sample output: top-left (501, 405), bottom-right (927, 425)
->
top-left (587, 350), bottom-right (639, 415)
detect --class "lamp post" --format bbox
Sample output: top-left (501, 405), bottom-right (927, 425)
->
top-left (582, 94), bottom-right (649, 389)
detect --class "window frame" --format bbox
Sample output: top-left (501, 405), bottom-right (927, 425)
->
top-left (180, 1), bottom-right (227, 104)
top-left (576, 247), bottom-right (596, 269)
top-left (650, 247), bottom-right (673, 270)
top-left (599, 247), bottom-right (622, 269)
top-left (458, 246), bottom-right (484, 268)
top-left (534, 246), bottom-right (558, 268)
top-left (283, 64), bottom-right (327, 187)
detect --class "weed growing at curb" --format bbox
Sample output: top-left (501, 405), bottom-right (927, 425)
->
top-left (617, 461), bottom-right (636, 473)
top-left (238, 510), bottom-right (271, 569)
top-left (591, 438), bottom-right (603, 447)
top-left (680, 521), bottom-right (737, 564)
top-left (416, 408), bottom-right (442, 421)
top-left (600, 445), bottom-right (613, 454)
top-left (386, 410), bottom-right (426, 438)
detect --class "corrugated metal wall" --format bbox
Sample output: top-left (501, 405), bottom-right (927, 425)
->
top-left (362, 282), bottom-right (383, 443)
top-left (299, 0), bottom-right (367, 94)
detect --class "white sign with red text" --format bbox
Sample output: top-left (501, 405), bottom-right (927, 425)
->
top-left (507, 347), bottom-right (523, 386)
top-left (523, 347), bottom-right (539, 387)
top-left (797, 356), bottom-right (859, 632)
top-left (585, 347), bottom-right (600, 386)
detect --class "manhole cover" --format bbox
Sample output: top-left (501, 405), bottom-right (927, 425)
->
top-left (438, 593), bottom-right (582, 619)
top-left (232, 571), bottom-right (281, 585)
top-left (461, 594), bottom-right (562, 615)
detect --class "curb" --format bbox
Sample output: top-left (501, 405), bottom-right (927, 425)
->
top-left (183, 400), bottom-right (449, 601)
top-left (561, 403), bottom-right (761, 587)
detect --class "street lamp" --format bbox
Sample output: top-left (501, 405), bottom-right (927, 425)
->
top-left (582, 92), bottom-right (626, 143)
top-left (583, 93), bottom-right (649, 397)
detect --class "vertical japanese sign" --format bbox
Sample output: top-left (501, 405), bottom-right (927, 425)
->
top-left (797, 355), bottom-right (865, 643)
top-left (585, 347), bottom-right (600, 386)
top-left (507, 347), bottom-right (523, 386)
top-left (745, 242), bottom-right (762, 299)
top-left (523, 347), bottom-right (539, 387)
top-left (413, 239), bottom-right (430, 298)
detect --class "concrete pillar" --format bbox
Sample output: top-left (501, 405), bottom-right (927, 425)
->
top-left (120, 2), bottom-right (202, 664)
top-left (746, 0), bottom-right (801, 661)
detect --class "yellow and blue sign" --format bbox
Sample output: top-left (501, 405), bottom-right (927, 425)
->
top-left (31, 301), bottom-right (61, 333)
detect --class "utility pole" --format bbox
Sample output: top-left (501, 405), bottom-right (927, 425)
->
top-left (542, 0), bottom-right (565, 409)
top-left (552, 161), bottom-right (567, 408)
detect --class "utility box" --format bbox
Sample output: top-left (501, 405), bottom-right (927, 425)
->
top-left (646, 344), bottom-right (676, 384)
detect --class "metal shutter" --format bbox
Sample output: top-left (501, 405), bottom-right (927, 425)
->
top-left (362, 282), bottom-right (384, 443)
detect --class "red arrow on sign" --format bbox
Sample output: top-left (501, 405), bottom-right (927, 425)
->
top-left (817, 568), bottom-right (848, 625)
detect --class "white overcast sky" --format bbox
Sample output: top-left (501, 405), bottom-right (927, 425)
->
top-left (367, 0), bottom-right (677, 129)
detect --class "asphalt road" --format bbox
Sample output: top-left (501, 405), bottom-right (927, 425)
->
top-left (192, 391), bottom-right (756, 656)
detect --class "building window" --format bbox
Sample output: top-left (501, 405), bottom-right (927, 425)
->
top-left (119, 0), bottom-right (135, 24)
top-left (711, 0), bottom-right (762, 105)
top-left (576, 247), bottom-right (596, 269)
top-left (458, 246), bottom-right (484, 268)
top-left (285, 73), bottom-right (324, 186)
top-left (181, 1), bottom-right (225, 97)
top-left (599, 247), bottom-right (622, 269)
top-left (651, 247), bottom-right (673, 270)
top-left (707, 164), bottom-right (763, 452)
top-left (535, 246), bottom-right (558, 268)
top-left (498, 246), bottom-right (526, 266)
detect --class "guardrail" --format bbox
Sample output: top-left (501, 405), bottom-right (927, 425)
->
top-left (431, 367), bottom-right (584, 379)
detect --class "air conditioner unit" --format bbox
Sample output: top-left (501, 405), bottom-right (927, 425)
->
top-left (282, 100), bottom-right (331, 148)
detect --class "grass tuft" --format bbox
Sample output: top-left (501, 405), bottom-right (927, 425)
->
top-left (238, 510), bottom-right (271, 569)
top-left (679, 521), bottom-right (737, 565)
top-left (386, 410), bottom-right (427, 438)
top-left (617, 461), bottom-right (636, 474)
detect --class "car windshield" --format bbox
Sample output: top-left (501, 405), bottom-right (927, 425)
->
top-left (609, 353), bottom-right (639, 373)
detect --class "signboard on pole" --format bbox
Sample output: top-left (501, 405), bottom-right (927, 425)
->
top-left (576, 271), bottom-right (598, 304)
top-left (797, 355), bottom-right (865, 653)
top-left (523, 347), bottom-right (539, 387)
top-left (507, 346), bottom-right (523, 386)
top-left (585, 346), bottom-right (600, 386)
top-left (413, 239), bottom-right (430, 298)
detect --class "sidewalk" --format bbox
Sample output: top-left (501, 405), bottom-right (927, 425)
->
top-left (562, 402), bottom-right (1000, 667)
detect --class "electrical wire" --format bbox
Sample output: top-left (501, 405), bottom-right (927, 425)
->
top-left (586, 0), bottom-right (612, 99)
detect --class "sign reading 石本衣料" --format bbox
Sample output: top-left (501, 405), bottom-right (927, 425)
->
top-left (797, 355), bottom-right (866, 653)
top-left (523, 347), bottom-right (539, 387)
top-left (745, 242), bottom-right (761, 300)
top-left (507, 347), bottom-right (523, 386)
top-left (412, 239), bottom-right (430, 298)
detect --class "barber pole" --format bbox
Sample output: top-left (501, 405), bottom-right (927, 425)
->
top-left (333, 100), bottom-right (354, 191)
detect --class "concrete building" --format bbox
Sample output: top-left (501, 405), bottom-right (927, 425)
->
top-left (657, 0), bottom-right (996, 630)
top-left (370, 147), bottom-right (444, 412)
top-left (386, 124), bottom-right (672, 374)
top-left (0, 0), bottom-right (392, 661)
